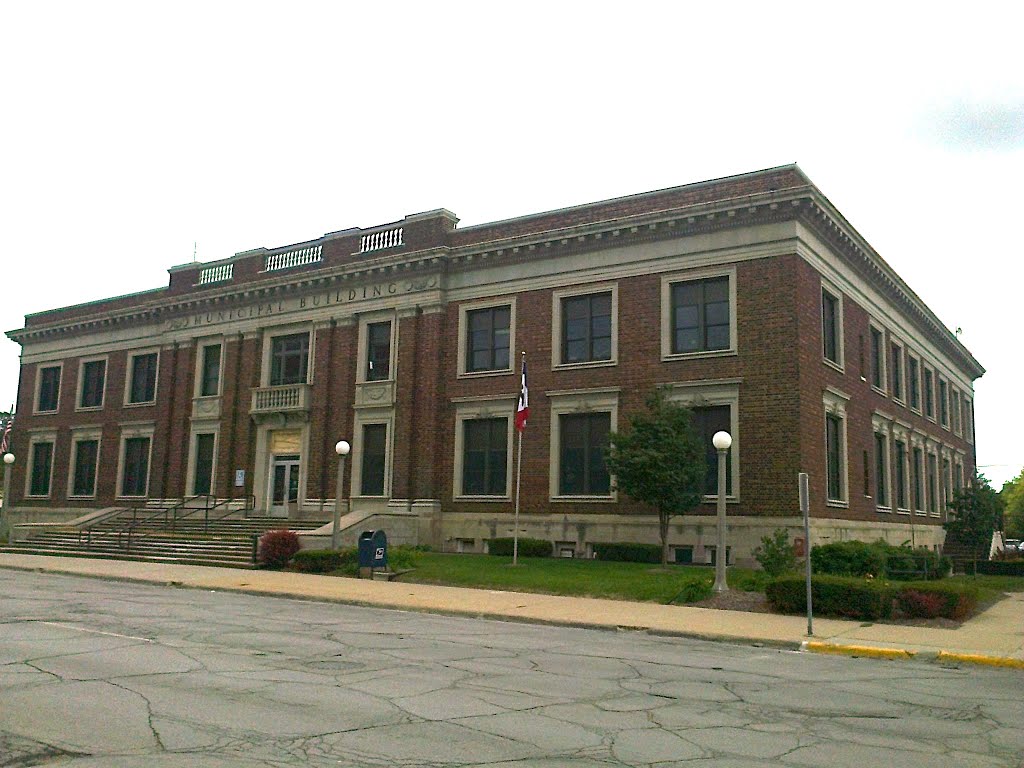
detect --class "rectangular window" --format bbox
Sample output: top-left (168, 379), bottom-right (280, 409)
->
top-left (37, 366), bottom-right (61, 412)
top-left (927, 454), bottom-right (938, 514)
top-left (912, 447), bottom-right (924, 511)
top-left (462, 418), bottom-right (508, 496)
top-left (200, 344), bottom-right (222, 397)
top-left (30, 442), bottom-right (54, 496)
top-left (942, 458), bottom-right (952, 508)
top-left (80, 360), bottom-right (106, 408)
top-left (366, 322), bottom-right (392, 381)
top-left (923, 367), bottom-right (935, 418)
top-left (72, 439), bottom-right (99, 497)
top-left (128, 352), bottom-right (158, 404)
top-left (559, 412), bottom-right (611, 495)
top-left (360, 423), bottom-right (387, 496)
top-left (907, 356), bottom-right (920, 410)
top-left (870, 328), bottom-right (883, 389)
top-left (939, 379), bottom-right (949, 426)
top-left (122, 437), bottom-right (151, 496)
top-left (890, 343), bottom-right (903, 401)
top-left (692, 405), bottom-right (732, 495)
top-left (963, 398), bottom-right (973, 440)
top-left (874, 433), bottom-right (889, 507)
top-left (895, 440), bottom-right (907, 509)
top-left (562, 293), bottom-right (612, 364)
top-left (671, 276), bottom-right (730, 354)
top-left (466, 306), bottom-right (510, 373)
top-left (822, 288), bottom-right (840, 364)
top-left (269, 333), bottom-right (309, 386)
top-left (826, 414), bottom-right (844, 502)
top-left (193, 433), bottom-right (216, 496)
top-left (951, 389), bottom-right (962, 434)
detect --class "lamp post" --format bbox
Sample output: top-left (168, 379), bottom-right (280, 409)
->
top-left (1, 453), bottom-right (14, 539)
top-left (712, 431), bottom-right (732, 593)
top-left (332, 441), bottom-right (350, 550)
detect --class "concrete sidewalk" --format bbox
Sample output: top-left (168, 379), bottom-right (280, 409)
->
top-left (2, 553), bottom-right (1022, 669)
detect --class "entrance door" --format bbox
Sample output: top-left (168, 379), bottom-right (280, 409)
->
top-left (270, 454), bottom-right (300, 518)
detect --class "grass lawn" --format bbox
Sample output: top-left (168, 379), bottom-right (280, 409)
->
top-left (392, 552), bottom-right (769, 604)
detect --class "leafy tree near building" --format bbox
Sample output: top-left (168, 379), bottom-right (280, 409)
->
top-left (945, 473), bottom-right (1003, 573)
top-left (1001, 469), bottom-right (1024, 539)
top-left (605, 389), bottom-right (706, 566)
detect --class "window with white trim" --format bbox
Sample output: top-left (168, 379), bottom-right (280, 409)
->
top-left (923, 366), bottom-right (935, 419)
top-left (667, 380), bottom-right (741, 500)
top-left (126, 351), bottom-right (159, 405)
top-left (548, 388), bottom-right (618, 500)
top-left (78, 358), bottom-right (107, 409)
top-left (665, 273), bottom-right (734, 356)
top-left (269, 333), bottom-right (310, 386)
top-left (462, 303), bottom-right (512, 375)
top-left (117, 424), bottom-right (155, 498)
top-left (192, 433), bottom-right (217, 496)
top-left (36, 365), bottom-right (62, 413)
top-left (938, 378), bottom-right (949, 428)
top-left (911, 445), bottom-right (925, 513)
top-left (927, 451), bottom-right (939, 515)
top-left (198, 343), bottom-right (222, 397)
top-left (27, 439), bottom-right (55, 497)
top-left (452, 397), bottom-right (515, 500)
top-left (821, 286), bottom-right (843, 367)
top-left (869, 326), bottom-right (885, 391)
top-left (823, 389), bottom-right (849, 504)
top-left (907, 355), bottom-right (920, 411)
top-left (70, 437), bottom-right (100, 498)
top-left (890, 342), bottom-right (904, 402)
top-left (894, 438), bottom-right (909, 511)
top-left (874, 431), bottom-right (890, 509)
top-left (552, 284), bottom-right (618, 368)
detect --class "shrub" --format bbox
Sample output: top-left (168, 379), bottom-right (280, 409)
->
top-left (753, 529), bottom-right (799, 577)
top-left (766, 575), bottom-right (894, 620)
top-left (387, 545), bottom-right (424, 571)
top-left (973, 560), bottom-right (1024, 576)
top-left (811, 541), bottom-right (887, 578)
top-left (290, 548), bottom-right (358, 574)
top-left (883, 545), bottom-right (950, 580)
top-left (592, 542), bottom-right (661, 563)
top-left (895, 581), bottom-right (979, 621)
top-left (668, 577), bottom-right (713, 604)
top-left (257, 529), bottom-right (301, 569)
top-left (895, 588), bottom-right (946, 619)
top-left (487, 537), bottom-right (552, 557)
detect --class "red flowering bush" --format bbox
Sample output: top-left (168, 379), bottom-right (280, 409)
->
top-left (896, 589), bottom-right (946, 619)
top-left (257, 529), bottom-right (300, 569)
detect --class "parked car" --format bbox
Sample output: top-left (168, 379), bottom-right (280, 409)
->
top-left (1003, 539), bottom-right (1022, 554)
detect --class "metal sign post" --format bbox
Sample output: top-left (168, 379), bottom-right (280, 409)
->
top-left (799, 472), bottom-right (812, 636)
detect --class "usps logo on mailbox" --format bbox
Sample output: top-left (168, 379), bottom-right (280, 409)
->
top-left (375, 547), bottom-right (385, 561)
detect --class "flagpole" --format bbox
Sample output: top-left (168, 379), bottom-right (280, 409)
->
top-left (513, 351), bottom-right (527, 567)
top-left (513, 427), bottom-right (523, 566)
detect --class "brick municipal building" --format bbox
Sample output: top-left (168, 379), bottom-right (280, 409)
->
top-left (3, 166), bottom-right (983, 565)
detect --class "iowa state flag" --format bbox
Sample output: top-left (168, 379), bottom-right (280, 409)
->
top-left (515, 357), bottom-right (529, 432)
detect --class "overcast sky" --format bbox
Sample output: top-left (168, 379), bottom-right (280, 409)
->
top-left (2, 2), bottom-right (1021, 486)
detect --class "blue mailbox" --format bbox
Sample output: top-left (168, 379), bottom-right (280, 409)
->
top-left (358, 530), bottom-right (388, 569)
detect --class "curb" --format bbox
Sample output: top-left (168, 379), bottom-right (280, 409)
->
top-left (802, 641), bottom-right (916, 660)
top-left (802, 640), bottom-right (1024, 670)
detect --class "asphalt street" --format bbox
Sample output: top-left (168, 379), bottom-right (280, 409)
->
top-left (1, 569), bottom-right (1022, 767)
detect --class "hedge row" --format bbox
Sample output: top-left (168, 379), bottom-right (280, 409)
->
top-left (810, 540), bottom-right (950, 581)
top-left (488, 537), bottom-right (552, 557)
top-left (970, 560), bottom-right (1024, 576)
top-left (592, 542), bottom-right (662, 563)
top-left (766, 575), bottom-right (978, 621)
top-left (291, 548), bottom-right (358, 574)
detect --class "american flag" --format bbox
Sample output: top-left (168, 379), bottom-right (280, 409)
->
top-left (515, 356), bottom-right (529, 432)
top-left (0, 412), bottom-right (13, 454)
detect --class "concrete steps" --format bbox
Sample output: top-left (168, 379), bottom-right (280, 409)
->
top-left (1, 516), bottom-right (332, 568)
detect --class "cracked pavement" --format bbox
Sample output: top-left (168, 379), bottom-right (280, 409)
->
top-left (1, 570), bottom-right (1022, 767)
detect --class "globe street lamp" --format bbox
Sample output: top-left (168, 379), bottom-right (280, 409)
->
top-left (1, 453), bottom-right (14, 539)
top-left (332, 441), bottom-right (350, 550)
top-left (712, 431), bottom-right (732, 593)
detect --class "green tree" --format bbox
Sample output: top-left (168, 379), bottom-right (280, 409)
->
top-left (1001, 469), bottom-right (1024, 539)
top-left (605, 389), bottom-right (706, 566)
top-left (945, 473), bottom-right (1003, 573)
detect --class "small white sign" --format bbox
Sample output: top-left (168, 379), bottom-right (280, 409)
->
top-left (234, 469), bottom-right (245, 487)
